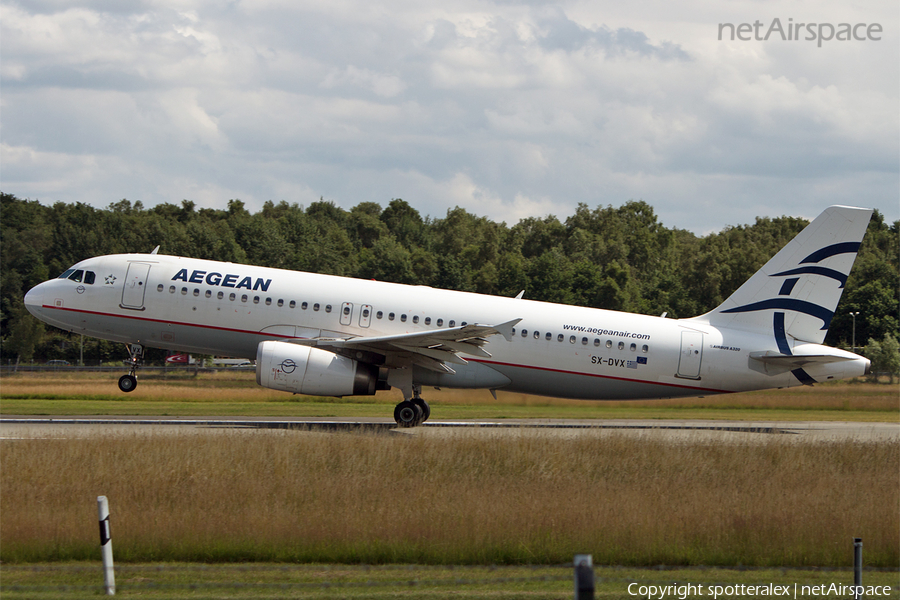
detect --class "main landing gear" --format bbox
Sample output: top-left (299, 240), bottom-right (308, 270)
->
top-left (393, 386), bottom-right (430, 428)
top-left (118, 344), bottom-right (142, 393)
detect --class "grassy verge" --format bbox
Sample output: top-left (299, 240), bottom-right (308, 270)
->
top-left (1, 563), bottom-right (897, 599)
top-left (1, 372), bottom-right (897, 422)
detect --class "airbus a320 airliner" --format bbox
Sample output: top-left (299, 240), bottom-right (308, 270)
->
top-left (25, 205), bottom-right (872, 426)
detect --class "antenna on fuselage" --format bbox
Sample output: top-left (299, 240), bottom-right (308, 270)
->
top-left (150, 245), bottom-right (160, 255)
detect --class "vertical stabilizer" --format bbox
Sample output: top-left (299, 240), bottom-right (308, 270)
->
top-left (694, 205), bottom-right (872, 344)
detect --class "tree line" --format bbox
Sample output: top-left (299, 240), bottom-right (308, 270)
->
top-left (1, 192), bottom-right (897, 374)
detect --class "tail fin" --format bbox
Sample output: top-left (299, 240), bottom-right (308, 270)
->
top-left (695, 205), bottom-right (872, 344)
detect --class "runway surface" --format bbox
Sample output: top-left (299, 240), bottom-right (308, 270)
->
top-left (1, 416), bottom-right (897, 442)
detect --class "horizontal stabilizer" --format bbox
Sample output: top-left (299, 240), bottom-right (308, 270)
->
top-left (749, 351), bottom-right (856, 369)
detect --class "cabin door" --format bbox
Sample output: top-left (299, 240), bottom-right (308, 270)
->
top-left (677, 331), bottom-right (703, 379)
top-left (121, 263), bottom-right (151, 310)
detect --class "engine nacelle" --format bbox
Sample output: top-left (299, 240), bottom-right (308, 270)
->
top-left (256, 341), bottom-right (378, 397)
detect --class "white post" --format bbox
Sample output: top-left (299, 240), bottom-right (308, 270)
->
top-left (97, 496), bottom-right (116, 595)
top-left (574, 554), bottom-right (594, 600)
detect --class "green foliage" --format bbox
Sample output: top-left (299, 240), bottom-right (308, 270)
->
top-left (863, 334), bottom-right (900, 383)
top-left (1, 192), bottom-right (897, 366)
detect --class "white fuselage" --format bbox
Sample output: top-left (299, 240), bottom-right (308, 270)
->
top-left (24, 253), bottom-right (869, 401)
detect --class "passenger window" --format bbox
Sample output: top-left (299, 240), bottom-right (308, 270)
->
top-left (363, 308), bottom-right (371, 318)
top-left (181, 287), bottom-right (188, 295)
top-left (343, 306), bottom-right (351, 315)
top-left (461, 322), bottom-right (467, 326)
top-left (229, 293), bottom-right (236, 301)
top-left (618, 341), bottom-right (625, 350)
top-left (313, 303), bottom-right (320, 311)
top-left (424, 317), bottom-right (430, 325)
top-left (157, 284), bottom-right (164, 292)
top-left (266, 298), bottom-right (272, 306)
top-left (376, 311), bottom-right (383, 319)
top-left (437, 318), bottom-right (443, 327)
top-left (582, 337), bottom-right (588, 345)
top-left (642, 344), bottom-right (649, 353)
top-left (277, 299), bottom-right (283, 307)
top-left (241, 294), bottom-right (248, 303)
top-left (218, 292), bottom-right (224, 300)
top-left (302, 302), bottom-right (308, 310)
top-left (521, 329), bottom-right (527, 337)
top-left (557, 334), bottom-right (564, 342)
top-left (325, 305), bottom-right (332, 313)
top-left (630, 343), bottom-right (636, 352)
top-left (84, 271), bottom-right (96, 285)
top-left (400, 314), bottom-right (407, 322)
top-left (533, 331), bottom-right (540, 339)
top-left (449, 320), bottom-right (456, 327)
top-left (412, 316), bottom-right (419, 324)
top-left (569, 336), bottom-right (576, 344)
top-left (388, 312), bottom-right (395, 321)
top-left (205, 290), bottom-right (211, 298)
top-left (289, 300), bottom-right (296, 308)
top-left (593, 339), bottom-right (600, 346)
top-left (545, 332), bottom-right (551, 340)
top-left (253, 296), bottom-right (259, 304)
top-left (606, 340), bottom-right (613, 349)
top-left (169, 286), bottom-right (175, 293)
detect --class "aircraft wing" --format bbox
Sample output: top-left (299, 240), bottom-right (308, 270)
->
top-left (290, 319), bottom-right (521, 373)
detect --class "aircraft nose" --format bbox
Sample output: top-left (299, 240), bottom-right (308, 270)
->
top-left (24, 284), bottom-right (44, 318)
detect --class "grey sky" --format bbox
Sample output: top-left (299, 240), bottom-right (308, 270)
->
top-left (2, 0), bottom-right (897, 234)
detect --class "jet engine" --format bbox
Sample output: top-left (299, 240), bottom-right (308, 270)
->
top-left (256, 341), bottom-right (378, 396)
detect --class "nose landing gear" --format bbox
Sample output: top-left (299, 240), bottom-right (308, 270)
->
top-left (393, 386), bottom-right (431, 428)
top-left (118, 344), bottom-right (142, 393)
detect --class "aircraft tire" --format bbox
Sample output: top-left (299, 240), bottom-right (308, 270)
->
top-left (118, 374), bottom-right (138, 393)
top-left (413, 398), bottom-right (430, 422)
top-left (394, 400), bottom-right (423, 427)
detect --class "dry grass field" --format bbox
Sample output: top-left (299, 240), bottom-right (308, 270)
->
top-left (2, 427), bottom-right (897, 567)
top-left (2, 371), bottom-right (898, 575)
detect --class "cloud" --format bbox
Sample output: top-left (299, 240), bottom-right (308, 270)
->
top-left (0, 0), bottom-right (896, 234)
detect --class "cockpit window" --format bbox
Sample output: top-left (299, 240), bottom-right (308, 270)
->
top-left (58, 269), bottom-right (96, 284)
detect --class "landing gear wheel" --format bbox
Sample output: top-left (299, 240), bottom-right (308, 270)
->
top-left (394, 400), bottom-right (423, 428)
top-left (118, 374), bottom-right (138, 393)
top-left (412, 398), bottom-right (430, 422)
top-left (119, 343), bottom-right (143, 393)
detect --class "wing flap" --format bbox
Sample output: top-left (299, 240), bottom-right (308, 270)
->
top-left (393, 344), bottom-right (469, 365)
